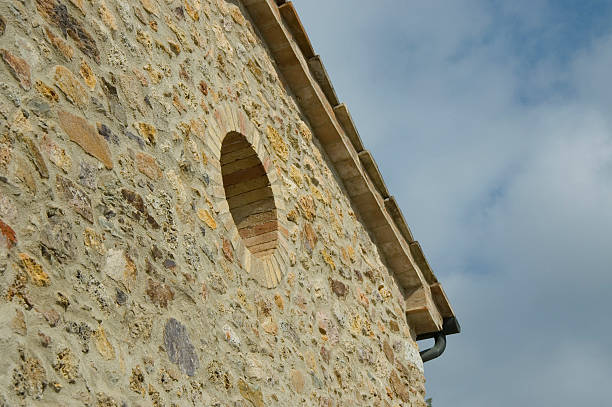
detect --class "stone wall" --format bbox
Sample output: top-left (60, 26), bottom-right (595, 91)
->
top-left (0, 0), bottom-right (427, 405)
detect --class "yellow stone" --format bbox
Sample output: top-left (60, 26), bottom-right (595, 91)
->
top-left (140, 0), bottom-right (159, 16)
top-left (79, 59), bottom-right (96, 90)
top-left (35, 80), bottom-right (59, 102)
top-left (238, 379), bottom-right (264, 407)
top-left (289, 165), bottom-right (303, 187)
top-left (321, 249), bottom-right (336, 271)
top-left (94, 327), bottom-right (115, 360)
top-left (184, 0), bottom-right (199, 21)
top-left (266, 125), bottom-right (288, 161)
top-left (274, 293), bottom-right (284, 310)
top-left (134, 122), bottom-right (157, 145)
top-left (230, 6), bottom-right (246, 25)
top-left (197, 209), bottom-right (217, 229)
top-left (98, 2), bottom-right (117, 31)
top-left (298, 120), bottom-right (312, 142)
top-left (18, 253), bottom-right (50, 286)
top-left (54, 65), bottom-right (88, 108)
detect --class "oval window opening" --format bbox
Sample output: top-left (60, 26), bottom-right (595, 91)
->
top-left (221, 132), bottom-right (279, 258)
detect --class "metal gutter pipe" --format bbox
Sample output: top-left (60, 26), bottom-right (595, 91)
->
top-left (416, 317), bottom-right (461, 363)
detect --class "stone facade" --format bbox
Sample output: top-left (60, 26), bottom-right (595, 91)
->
top-left (0, 0), bottom-right (431, 406)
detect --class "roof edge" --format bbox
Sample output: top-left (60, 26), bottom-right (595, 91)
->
top-left (241, 0), bottom-right (456, 335)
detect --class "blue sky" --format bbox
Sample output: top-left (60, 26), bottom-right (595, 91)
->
top-left (293, 1), bottom-right (612, 405)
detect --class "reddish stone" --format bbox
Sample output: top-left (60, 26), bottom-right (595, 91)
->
top-left (222, 238), bottom-right (233, 262)
top-left (0, 219), bottom-right (17, 248)
top-left (0, 49), bottom-right (31, 90)
top-left (302, 223), bottom-right (317, 252)
top-left (135, 152), bottom-right (162, 180)
top-left (58, 110), bottom-right (113, 169)
top-left (146, 278), bottom-right (174, 308)
top-left (199, 80), bottom-right (208, 96)
top-left (330, 279), bottom-right (347, 297)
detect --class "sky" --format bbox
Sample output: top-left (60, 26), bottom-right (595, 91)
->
top-left (292, 1), bottom-right (612, 405)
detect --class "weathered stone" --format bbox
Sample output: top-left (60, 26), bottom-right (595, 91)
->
top-left (101, 77), bottom-right (126, 124)
top-left (39, 331), bottom-right (52, 347)
top-left (45, 27), bottom-right (74, 60)
top-left (199, 80), bottom-right (208, 96)
top-left (56, 292), bottom-right (70, 310)
top-left (0, 49), bottom-right (31, 90)
top-left (135, 152), bottom-right (162, 180)
top-left (58, 110), bottom-right (113, 169)
top-left (0, 15), bottom-right (5, 36)
top-left (79, 59), bottom-right (96, 90)
top-left (389, 319), bottom-right (400, 332)
top-left (383, 340), bottom-right (394, 364)
top-left (222, 238), bottom-right (233, 262)
top-left (54, 65), bottom-right (88, 107)
top-left (83, 228), bottom-right (105, 254)
top-left (19, 253), bottom-right (50, 287)
top-left (56, 174), bottom-right (93, 222)
top-left (0, 218), bottom-right (17, 248)
top-left (93, 327), bottom-right (115, 360)
top-left (22, 137), bottom-right (49, 178)
top-left (98, 2), bottom-right (117, 31)
top-left (40, 214), bottom-right (75, 259)
top-left (42, 308), bottom-right (60, 327)
top-left (164, 318), bottom-right (199, 376)
top-left (36, 0), bottom-right (100, 63)
top-left (129, 366), bottom-right (145, 395)
top-left (41, 134), bottom-right (72, 172)
top-left (290, 369), bottom-right (305, 394)
top-left (12, 354), bottom-right (47, 399)
top-left (69, 0), bottom-right (85, 14)
top-left (298, 195), bottom-right (316, 221)
top-left (140, 0), bottom-right (159, 16)
top-left (389, 369), bottom-right (410, 402)
top-left (115, 287), bottom-right (127, 305)
top-left (330, 279), bottom-right (347, 297)
top-left (54, 348), bottom-right (78, 383)
top-left (11, 309), bottom-right (27, 336)
top-left (230, 6), bottom-right (246, 26)
top-left (238, 378), bottom-right (264, 407)
top-left (146, 278), bottom-right (174, 308)
top-left (103, 249), bottom-right (137, 292)
top-left (14, 155), bottom-right (37, 194)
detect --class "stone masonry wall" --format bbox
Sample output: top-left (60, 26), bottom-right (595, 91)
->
top-left (0, 0), bottom-right (427, 405)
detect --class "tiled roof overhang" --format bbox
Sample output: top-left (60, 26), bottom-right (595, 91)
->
top-left (241, 0), bottom-right (456, 335)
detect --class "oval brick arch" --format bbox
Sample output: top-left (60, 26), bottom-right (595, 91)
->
top-left (204, 103), bottom-right (290, 289)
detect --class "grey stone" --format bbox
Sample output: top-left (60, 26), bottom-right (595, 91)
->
top-left (164, 318), bottom-right (199, 376)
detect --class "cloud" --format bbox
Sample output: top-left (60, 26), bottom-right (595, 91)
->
top-left (293, 1), bottom-right (612, 405)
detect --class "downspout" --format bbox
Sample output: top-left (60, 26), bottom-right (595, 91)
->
top-left (416, 317), bottom-right (460, 363)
